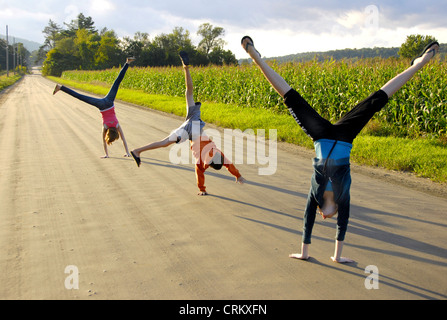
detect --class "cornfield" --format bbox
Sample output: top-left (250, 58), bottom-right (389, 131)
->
top-left (61, 58), bottom-right (447, 138)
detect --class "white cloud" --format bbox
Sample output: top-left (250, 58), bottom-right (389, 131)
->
top-left (0, 7), bottom-right (52, 22)
top-left (336, 10), bottom-right (369, 29)
top-left (89, 0), bottom-right (116, 15)
top-left (2, 0), bottom-right (447, 57)
top-left (63, 5), bottom-right (80, 24)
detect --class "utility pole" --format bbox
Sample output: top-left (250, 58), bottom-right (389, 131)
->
top-left (13, 37), bottom-right (16, 74)
top-left (6, 25), bottom-right (9, 77)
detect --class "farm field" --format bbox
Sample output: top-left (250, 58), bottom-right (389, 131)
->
top-left (60, 59), bottom-right (447, 138)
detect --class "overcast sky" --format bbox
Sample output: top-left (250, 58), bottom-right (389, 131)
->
top-left (1, 0), bottom-right (447, 58)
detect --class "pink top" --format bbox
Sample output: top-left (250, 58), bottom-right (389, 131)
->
top-left (101, 106), bottom-right (119, 128)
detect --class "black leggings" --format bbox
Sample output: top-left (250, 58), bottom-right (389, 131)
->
top-left (284, 89), bottom-right (389, 144)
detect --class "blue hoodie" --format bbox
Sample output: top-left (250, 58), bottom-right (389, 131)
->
top-left (302, 139), bottom-right (353, 244)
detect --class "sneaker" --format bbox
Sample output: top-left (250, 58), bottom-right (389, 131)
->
top-left (179, 51), bottom-right (189, 66)
top-left (53, 84), bottom-right (61, 95)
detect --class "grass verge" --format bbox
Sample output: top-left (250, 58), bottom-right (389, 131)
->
top-left (47, 76), bottom-right (447, 184)
top-left (0, 74), bottom-right (23, 91)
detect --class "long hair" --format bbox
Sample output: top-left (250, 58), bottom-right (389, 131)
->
top-left (105, 127), bottom-right (120, 145)
top-left (209, 152), bottom-right (224, 170)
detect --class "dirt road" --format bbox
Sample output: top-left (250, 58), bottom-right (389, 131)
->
top-left (0, 71), bottom-right (446, 300)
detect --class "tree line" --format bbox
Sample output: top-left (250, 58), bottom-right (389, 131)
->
top-left (0, 38), bottom-right (31, 73)
top-left (37, 13), bottom-right (238, 77)
top-left (264, 35), bottom-right (445, 64)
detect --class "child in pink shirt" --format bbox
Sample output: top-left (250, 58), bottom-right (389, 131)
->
top-left (53, 58), bottom-right (135, 158)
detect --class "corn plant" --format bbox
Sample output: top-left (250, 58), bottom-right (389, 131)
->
top-left (61, 58), bottom-right (447, 138)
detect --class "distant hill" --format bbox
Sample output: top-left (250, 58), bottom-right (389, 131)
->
top-left (240, 43), bottom-right (446, 64)
top-left (270, 47), bottom-right (400, 63)
top-left (0, 34), bottom-right (43, 52)
top-left (239, 46), bottom-right (398, 64)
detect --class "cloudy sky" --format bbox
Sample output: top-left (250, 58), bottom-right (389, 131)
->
top-left (1, 0), bottom-right (447, 58)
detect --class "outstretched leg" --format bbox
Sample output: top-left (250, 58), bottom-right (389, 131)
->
top-left (54, 84), bottom-right (106, 109)
top-left (183, 65), bottom-right (195, 108)
top-left (241, 36), bottom-right (332, 141)
top-left (381, 42), bottom-right (439, 98)
top-left (130, 137), bottom-right (177, 167)
top-left (103, 57), bottom-right (135, 103)
top-left (241, 36), bottom-right (291, 97)
top-left (333, 41), bottom-right (440, 142)
top-left (53, 57), bottom-right (135, 110)
top-left (180, 51), bottom-right (195, 108)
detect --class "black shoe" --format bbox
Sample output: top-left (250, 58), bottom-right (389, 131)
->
top-left (241, 36), bottom-right (254, 52)
top-left (131, 151), bottom-right (141, 167)
top-left (179, 51), bottom-right (189, 66)
top-left (241, 35), bottom-right (261, 57)
top-left (411, 41), bottom-right (439, 66)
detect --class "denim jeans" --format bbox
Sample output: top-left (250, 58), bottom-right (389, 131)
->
top-left (60, 63), bottom-right (129, 111)
top-left (303, 158), bottom-right (351, 244)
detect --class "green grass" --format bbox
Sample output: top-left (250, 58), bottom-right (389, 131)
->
top-left (47, 76), bottom-right (447, 184)
top-left (0, 74), bottom-right (23, 91)
top-left (352, 136), bottom-right (447, 183)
